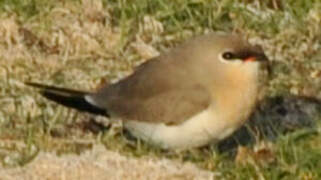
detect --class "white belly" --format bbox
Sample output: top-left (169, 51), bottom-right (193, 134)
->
top-left (124, 107), bottom-right (239, 150)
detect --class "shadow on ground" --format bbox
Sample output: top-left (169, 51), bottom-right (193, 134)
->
top-left (218, 95), bottom-right (321, 152)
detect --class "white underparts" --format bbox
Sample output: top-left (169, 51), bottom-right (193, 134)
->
top-left (124, 106), bottom-right (238, 149)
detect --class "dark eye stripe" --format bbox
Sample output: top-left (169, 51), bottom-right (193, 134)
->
top-left (237, 51), bottom-right (253, 60)
top-left (222, 49), bottom-right (267, 62)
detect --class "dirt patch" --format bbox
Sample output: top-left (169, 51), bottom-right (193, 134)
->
top-left (0, 144), bottom-right (214, 180)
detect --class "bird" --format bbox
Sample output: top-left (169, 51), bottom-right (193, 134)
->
top-left (26, 33), bottom-right (269, 150)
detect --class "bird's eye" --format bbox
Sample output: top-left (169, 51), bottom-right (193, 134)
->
top-left (222, 52), bottom-right (234, 60)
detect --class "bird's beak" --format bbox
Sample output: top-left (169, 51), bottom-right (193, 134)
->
top-left (244, 56), bottom-right (256, 62)
top-left (244, 53), bottom-right (268, 63)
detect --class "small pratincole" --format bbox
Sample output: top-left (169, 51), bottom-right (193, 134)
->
top-left (27, 33), bottom-right (269, 150)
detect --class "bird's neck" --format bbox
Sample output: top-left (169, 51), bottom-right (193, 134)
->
top-left (212, 64), bottom-right (261, 127)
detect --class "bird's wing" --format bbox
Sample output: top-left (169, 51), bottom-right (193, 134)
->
top-left (106, 85), bottom-right (210, 125)
top-left (89, 58), bottom-right (211, 125)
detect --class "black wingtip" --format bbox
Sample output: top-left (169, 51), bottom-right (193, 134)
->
top-left (25, 82), bottom-right (89, 96)
top-left (42, 91), bottom-right (108, 116)
top-left (26, 82), bottom-right (109, 117)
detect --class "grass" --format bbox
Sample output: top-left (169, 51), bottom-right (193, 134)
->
top-left (0, 0), bottom-right (320, 179)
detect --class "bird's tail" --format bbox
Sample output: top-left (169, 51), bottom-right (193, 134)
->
top-left (25, 82), bottom-right (108, 116)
